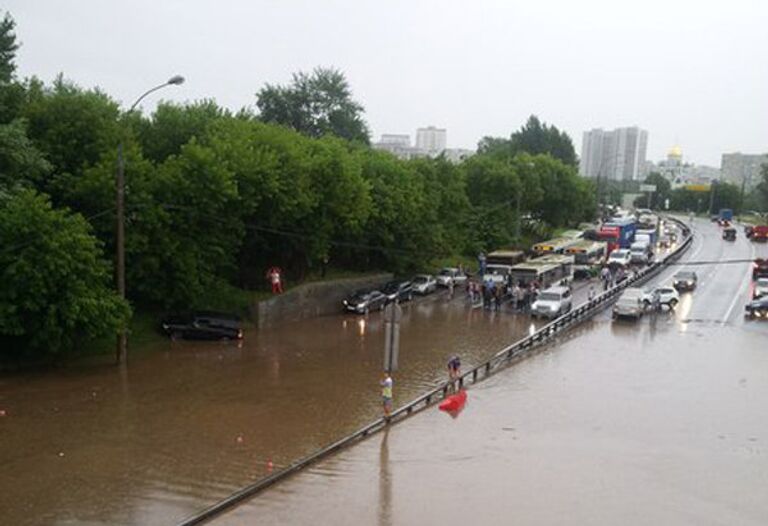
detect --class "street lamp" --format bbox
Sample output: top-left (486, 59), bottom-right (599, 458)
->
top-left (116, 75), bottom-right (184, 365)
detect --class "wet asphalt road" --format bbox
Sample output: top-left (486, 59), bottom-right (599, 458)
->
top-left (212, 218), bottom-right (768, 526)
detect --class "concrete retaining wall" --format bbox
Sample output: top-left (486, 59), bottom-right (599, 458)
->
top-left (251, 273), bottom-right (393, 329)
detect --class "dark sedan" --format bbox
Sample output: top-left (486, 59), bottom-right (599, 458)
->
top-left (161, 311), bottom-right (243, 341)
top-left (745, 296), bottom-right (768, 319)
top-left (381, 280), bottom-right (413, 303)
top-left (343, 289), bottom-right (388, 314)
top-left (673, 271), bottom-right (698, 291)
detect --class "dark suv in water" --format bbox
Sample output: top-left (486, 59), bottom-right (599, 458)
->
top-left (342, 289), bottom-right (388, 314)
top-left (161, 311), bottom-right (243, 341)
top-left (381, 280), bottom-right (413, 303)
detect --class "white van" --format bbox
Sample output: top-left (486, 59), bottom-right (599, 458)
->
top-left (629, 241), bottom-right (651, 264)
top-left (608, 248), bottom-right (632, 267)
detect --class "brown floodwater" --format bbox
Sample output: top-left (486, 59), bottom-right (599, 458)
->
top-left (3, 218), bottom-right (761, 525)
top-left (213, 219), bottom-right (768, 525)
top-left (0, 282), bottom-right (577, 526)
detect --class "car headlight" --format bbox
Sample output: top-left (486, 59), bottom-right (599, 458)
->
top-left (357, 303), bottom-right (366, 309)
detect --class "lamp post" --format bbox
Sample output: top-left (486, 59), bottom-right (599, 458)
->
top-left (116, 75), bottom-right (184, 365)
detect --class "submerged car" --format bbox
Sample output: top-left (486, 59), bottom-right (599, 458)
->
top-left (436, 267), bottom-right (468, 287)
top-left (381, 280), bottom-right (413, 303)
top-left (745, 296), bottom-right (768, 319)
top-left (411, 274), bottom-right (437, 295)
top-left (161, 311), bottom-right (243, 341)
top-left (531, 286), bottom-right (572, 318)
top-left (673, 271), bottom-right (698, 291)
top-left (343, 289), bottom-right (388, 314)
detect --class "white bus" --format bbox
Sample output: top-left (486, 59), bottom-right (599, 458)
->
top-left (564, 240), bottom-right (606, 266)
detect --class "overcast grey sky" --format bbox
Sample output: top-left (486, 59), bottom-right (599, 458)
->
top-left (5, 0), bottom-right (767, 166)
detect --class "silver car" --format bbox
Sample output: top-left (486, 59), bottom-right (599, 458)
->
top-left (411, 274), bottom-right (437, 295)
top-left (613, 288), bottom-right (647, 319)
top-left (436, 267), bottom-right (468, 287)
top-left (531, 286), bottom-right (572, 318)
top-left (754, 278), bottom-right (768, 299)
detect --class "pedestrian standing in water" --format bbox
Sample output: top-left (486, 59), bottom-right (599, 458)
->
top-left (600, 266), bottom-right (611, 291)
top-left (381, 371), bottom-right (393, 419)
top-left (448, 278), bottom-right (455, 300)
top-left (447, 355), bottom-right (462, 391)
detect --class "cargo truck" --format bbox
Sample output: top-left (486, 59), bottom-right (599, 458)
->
top-left (597, 216), bottom-right (636, 253)
top-left (718, 208), bottom-right (733, 222)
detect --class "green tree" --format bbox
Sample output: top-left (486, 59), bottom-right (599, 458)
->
top-left (711, 181), bottom-right (741, 213)
top-left (0, 118), bottom-right (52, 189)
top-left (351, 149), bottom-right (428, 271)
top-left (756, 163), bottom-right (768, 211)
top-left (21, 76), bottom-right (120, 198)
top-left (0, 11), bottom-right (18, 83)
top-left (463, 155), bottom-right (522, 250)
top-left (510, 116), bottom-right (577, 166)
top-left (477, 115), bottom-right (578, 167)
top-left (256, 67), bottom-right (370, 144)
top-left (410, 156), bottom-right (471, 257)
top-left (633, 172), bottom-right (671, 209)
top-left (0, 12), bottom-right (25, 124)
top-left (0, 188), bottom-right (129, 361)
top-left (137, 99), bottom-right (228, 163)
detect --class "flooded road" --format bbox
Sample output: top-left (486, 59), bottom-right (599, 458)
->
top-left (213, 218), bottom-right (768, 525)
top-left (2, 218), bottom-right (764, 525)
top-left (0, 264), bottom-right (578, 525)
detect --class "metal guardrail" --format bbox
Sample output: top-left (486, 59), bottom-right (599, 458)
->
top-left (177, 217), bottom-right (693, 526)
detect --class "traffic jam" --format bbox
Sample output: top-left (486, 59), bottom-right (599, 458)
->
top-left (339, 207), bottom-right (738, 323)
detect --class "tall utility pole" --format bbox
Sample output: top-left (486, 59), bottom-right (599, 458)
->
top-left (116, 75), bottom-right (184, 365)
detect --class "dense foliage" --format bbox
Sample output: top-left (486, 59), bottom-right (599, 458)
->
top-left (0, 189), bottom-right (130, 361)
top-left (256, 67), bottom-right (370, 144)
top-left (478, 115), bottom-right (578, 167)
top-left (0, 11), bottom-right (596, 361)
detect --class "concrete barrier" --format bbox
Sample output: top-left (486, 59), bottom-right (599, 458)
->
top-left (251, 273), bottom-right (392, 329)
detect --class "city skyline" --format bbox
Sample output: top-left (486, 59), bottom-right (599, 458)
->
top-left (4, 1), bottom-right (767, 166)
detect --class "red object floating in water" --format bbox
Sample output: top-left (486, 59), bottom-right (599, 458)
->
top-left (439, 389), bottom-right (467, 412)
